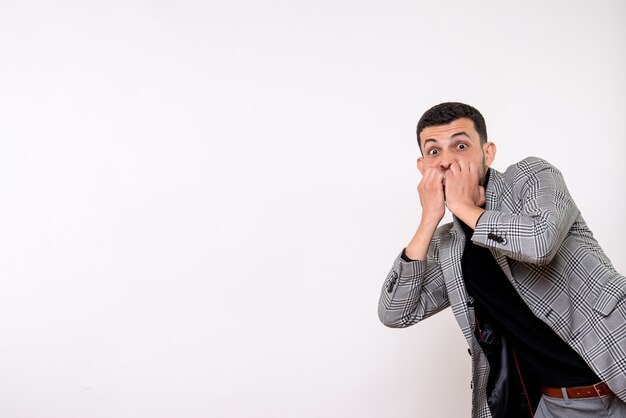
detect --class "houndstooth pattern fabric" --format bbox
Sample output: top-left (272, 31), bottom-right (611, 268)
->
top-left (378, 156), bottom-right (626, 418)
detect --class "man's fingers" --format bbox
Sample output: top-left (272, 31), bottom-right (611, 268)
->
top-left (457, 160), bottom-right (478, 177)
top-left (466, 160), bottom-right (475, 174)
top-left (419, 168), bottom-right (444, 191)
top-left (470, 161), bottom-right (481, 179)
top-left (448, 162), bottom-right (460, 176)
top-left (425, 168), bottom-right (445, 182)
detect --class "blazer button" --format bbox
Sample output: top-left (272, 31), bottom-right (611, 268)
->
top-left (488, 233), bottom-right (506, 244)
top-left (387, 271), bottom-right (398, 292)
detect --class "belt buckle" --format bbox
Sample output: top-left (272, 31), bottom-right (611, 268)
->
top-left (593, 382), bottom-right (609, 398)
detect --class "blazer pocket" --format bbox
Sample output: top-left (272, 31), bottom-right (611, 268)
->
top-left (593, 275), bottom-right (626, 316)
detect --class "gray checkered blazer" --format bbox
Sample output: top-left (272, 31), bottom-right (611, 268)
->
top-left (378, 157), bottom-right (626, 418)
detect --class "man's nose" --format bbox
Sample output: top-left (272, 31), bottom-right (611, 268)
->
top-left (439, 156), bottom-right (452, 170)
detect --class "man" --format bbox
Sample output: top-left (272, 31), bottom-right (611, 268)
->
top-left (378, 102), bottom-right (626, 418)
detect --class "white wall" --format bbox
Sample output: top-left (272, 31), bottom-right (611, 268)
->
top-left (1, 1), bottom-right (625, 417)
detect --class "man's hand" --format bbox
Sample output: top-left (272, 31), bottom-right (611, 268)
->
top-left (404, 168), bottom-right (446, 261)
top-left (417, 167), bottom-right (446, 225)
top-left (444, 160), bottom-right (486, 228)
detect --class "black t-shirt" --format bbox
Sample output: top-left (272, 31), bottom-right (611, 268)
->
top-left (460, 218), bottom-right (598, 386)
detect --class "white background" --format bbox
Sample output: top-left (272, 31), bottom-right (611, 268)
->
top-left (1, 1), bottom-right (625, 417)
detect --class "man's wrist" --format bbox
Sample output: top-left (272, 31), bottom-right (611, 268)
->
top-left (449, 203), bottom-right (485, 229)
top-left (420, 211), bottom-right (443, 228)
top-left (404, 215), bottom-right (441, 261)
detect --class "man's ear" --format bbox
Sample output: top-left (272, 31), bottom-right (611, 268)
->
top-left (483, 142), bottom-right (497, 167)
top-left (417, 157), bottom-right (425, 175)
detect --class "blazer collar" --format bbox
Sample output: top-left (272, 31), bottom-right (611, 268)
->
top-left (484, 167), bottom-right (505, 212)
top-left (482, 167), bottom-right (518, 287)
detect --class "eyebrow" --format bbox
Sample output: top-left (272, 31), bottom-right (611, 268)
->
top-left (423, 131), bottom-right (471, 146)
top-left (451, 131), bottom-right (471, 139)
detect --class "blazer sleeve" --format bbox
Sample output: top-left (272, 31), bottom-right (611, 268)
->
top-left (472, 157), bottom-right (580, 266)
top-left (378, 233), bottom-right (450, 328)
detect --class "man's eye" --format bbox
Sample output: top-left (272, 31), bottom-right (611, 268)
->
top-left (457, 143), bottom-right (468, 150)
top-left (427, 149), bottom-right (439, 156)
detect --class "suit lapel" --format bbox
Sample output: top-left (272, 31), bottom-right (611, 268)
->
top-left (484, 168), bottom-right (520, 292)
top-left (441, 219), bottom-right (476, 342)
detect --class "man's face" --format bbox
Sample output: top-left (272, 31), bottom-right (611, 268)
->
top-left (417, 117), bottom-right (496, 184)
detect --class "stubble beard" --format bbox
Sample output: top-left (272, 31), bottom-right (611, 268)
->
top-left (478, 154), bottom-right (488, 186)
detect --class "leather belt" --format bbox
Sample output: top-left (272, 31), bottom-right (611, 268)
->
top-left (542, 382), bottom-right (612, 398)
